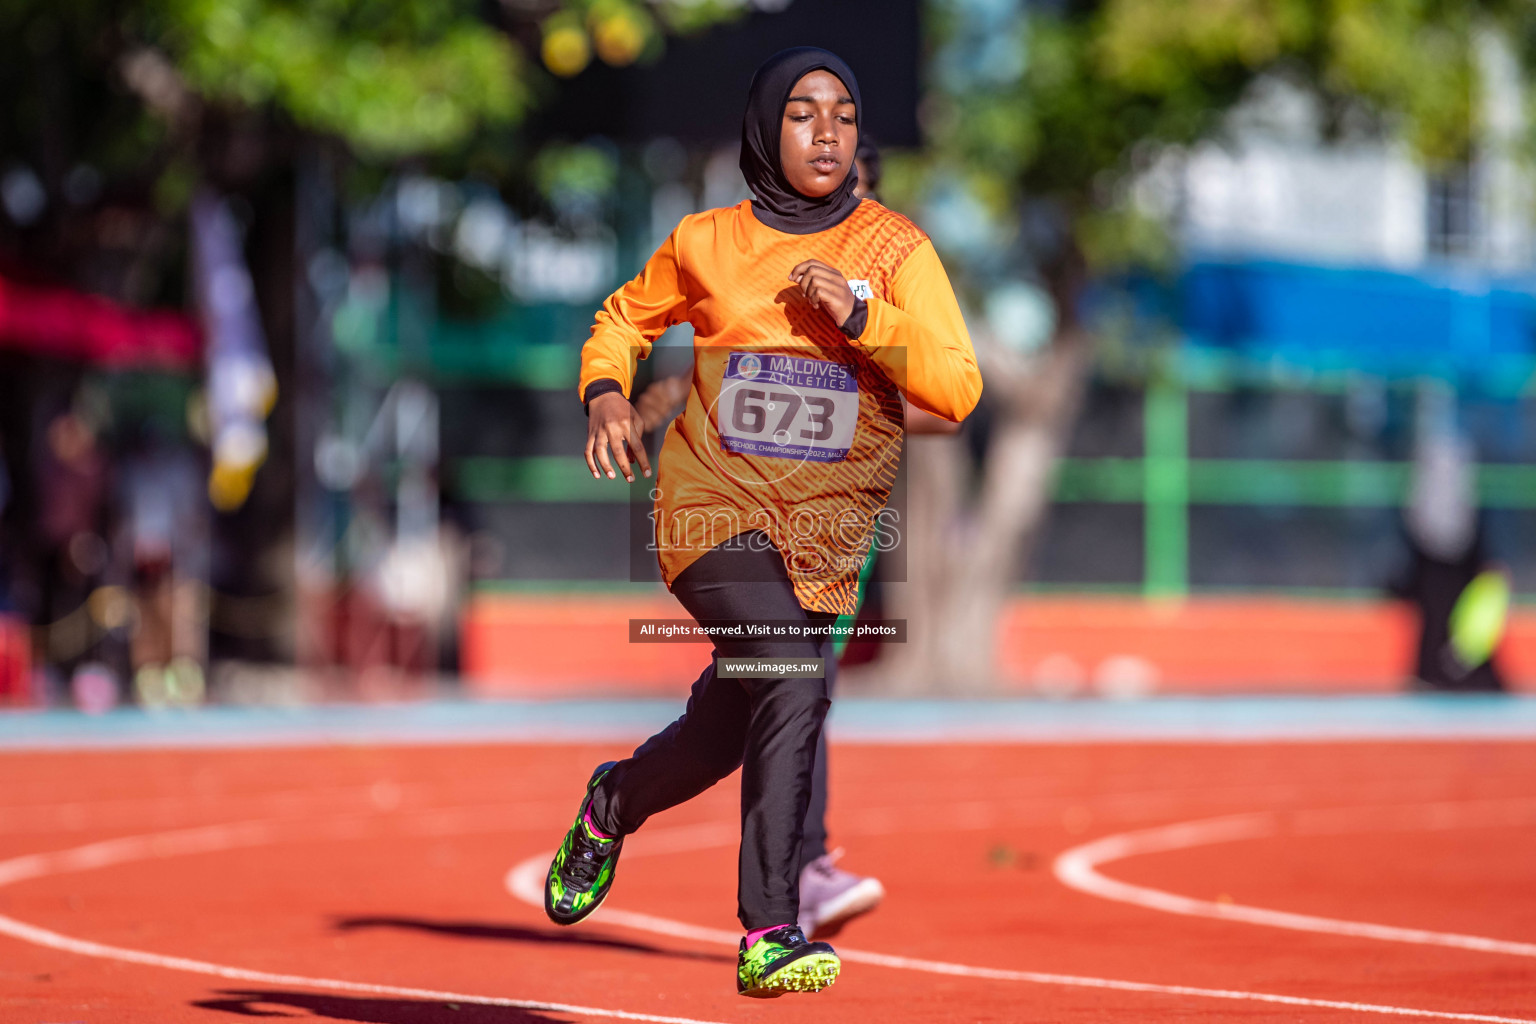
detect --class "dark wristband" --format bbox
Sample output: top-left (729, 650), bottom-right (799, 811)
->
top-left (583, 378), bottom-right (626, 416)
top-left (840, 297), bottom-right (869, 341)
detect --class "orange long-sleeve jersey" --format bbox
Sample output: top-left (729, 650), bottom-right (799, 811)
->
top-left (578, 198), bottom-right (982, 615)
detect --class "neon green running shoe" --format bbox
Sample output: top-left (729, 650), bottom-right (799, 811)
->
top-left (544, 762), bottom-right (623, 926)
top-left (736, 925), bottom-right (840, 998)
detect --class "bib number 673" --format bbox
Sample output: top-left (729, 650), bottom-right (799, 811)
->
top-left (731, 388), bottom-right (835, 441)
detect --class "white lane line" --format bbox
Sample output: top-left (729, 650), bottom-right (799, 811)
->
top-left (1053, 807), bottom-right (1536, 957)
top-left (505, 845), bottom-right (1536, 1023)
top-left (0, 822), bottom-right (728, 1024)
top-left (0, 914), bottom-right (729, 1024)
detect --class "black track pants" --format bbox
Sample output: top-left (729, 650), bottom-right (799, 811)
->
top-left (589, 531), bottom-right (836, 929)
top-left (798, 711), bottom-right (832, 873)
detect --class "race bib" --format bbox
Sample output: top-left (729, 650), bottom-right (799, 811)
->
top-left (718, 351), bottom-right (859, 462)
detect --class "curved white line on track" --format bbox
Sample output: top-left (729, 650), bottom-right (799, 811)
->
top-left (504, 846), bottom-right (1536, 1023)
top-left (1053, 809), bottom-right (1536, 957)
top-left (0, 818), bottom-right (727, 1024)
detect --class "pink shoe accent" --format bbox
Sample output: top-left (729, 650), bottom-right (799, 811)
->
top-left (745, 923), bottom-right (792, 947)
top-left (583, 807), bottom-right (615, 840)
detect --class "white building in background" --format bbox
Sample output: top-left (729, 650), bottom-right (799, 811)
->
top-left (1163, 29), bottom-right (1533, 274)
top-left (1181, 140), bottom-right (1429, 269)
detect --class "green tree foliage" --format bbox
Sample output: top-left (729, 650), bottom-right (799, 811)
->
top-left (0, 0), bottom-right (740, 167)
top-left (915, 0), bottom-right (1532, 272)
top-left (138, 0), bottom-right (530, 159)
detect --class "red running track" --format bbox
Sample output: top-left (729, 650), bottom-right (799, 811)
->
top-left (2, 741), bottom-right (1534, 1022)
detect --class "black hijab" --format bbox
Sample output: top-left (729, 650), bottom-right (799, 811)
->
top-left (739, 47), bottom-right (862, 235)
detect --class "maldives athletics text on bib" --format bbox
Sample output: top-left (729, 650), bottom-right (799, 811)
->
top-left (718, 350), bottom-right (859, 462)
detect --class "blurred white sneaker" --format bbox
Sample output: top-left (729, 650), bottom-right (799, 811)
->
top-left (797, 848), bottom-right (885, 939)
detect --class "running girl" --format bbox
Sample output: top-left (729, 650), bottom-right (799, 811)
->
top-left (544, 46), bottom-right (981, 998)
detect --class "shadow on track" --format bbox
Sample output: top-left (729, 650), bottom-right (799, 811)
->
top-left (334, 915), bottom-right (732, 964)
top-left (191, 989), bottom-right (573, 1022)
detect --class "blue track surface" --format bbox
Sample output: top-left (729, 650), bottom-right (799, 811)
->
top-left (1, 696), bottom-right (1534, 749)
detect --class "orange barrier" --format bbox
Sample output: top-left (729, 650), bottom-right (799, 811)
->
top-left (460, 592), bottom-right (1536, 695)
top-left (0, 614), bottom-right (31, 705)
top-left (998, 598), bottom-right (1536, 693)
top-left (461, 591), bottom-right (703, 695)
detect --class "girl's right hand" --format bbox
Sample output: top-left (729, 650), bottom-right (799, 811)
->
top-left (586, 392), bottom-right (653, 483)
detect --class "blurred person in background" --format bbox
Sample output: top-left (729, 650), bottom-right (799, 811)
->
top-left (34, 407), bottom-right (114, 701)
top-left (1391, 426), bottom-right (1507, 692)
top-left (548, 47), bottom-right (980, 998)
top-left (0, 430), bottom-right (22, 703)
top-left (0, 430), bottom-right (11, 613)
top-left (120, 428), bottom-right (209, 706)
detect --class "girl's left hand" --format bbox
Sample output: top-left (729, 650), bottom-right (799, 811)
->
top-left (789, 259), bottom-right (856, 328)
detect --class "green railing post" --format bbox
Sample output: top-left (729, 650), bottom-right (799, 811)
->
top-left (1144, 378), bottom-right (1189, 598)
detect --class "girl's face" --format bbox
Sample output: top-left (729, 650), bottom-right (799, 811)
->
top-left (778, 70), bottom-right (857, 198)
